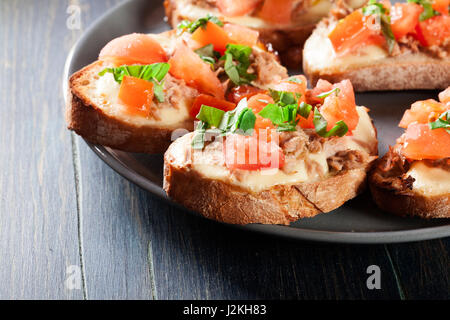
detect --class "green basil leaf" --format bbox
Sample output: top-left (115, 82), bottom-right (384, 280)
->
top-left (316, 87), bottom-right (340, 99)
top-left (224, 53), bottom-right (241, 85)
top-left (298, 102), bottom-right (312, 119)
top-left (313, 108), bottom-right (349, 137)
top-left (286, 76), bottom-right (303, 84)
top-left (268, 89), bottom-right (298, 105)
top-left (429, 111), bottom-right (450, 131)
top-left (222, 44), bottom-right (256, 85)
top-left (362, 0), bottom-right (396, 54)
top-left (191, 122), bottom-right (208, 150)
top-left (196, 105), bottom-right (225, 128)
top-left (407, 0), bottom-right (440, 21)
top-left (99, 63), bottom-right (170, 103)
top-left (177, 14), bottom-right (223, 34)
top-left (237, 109), bottom-right (256, 134)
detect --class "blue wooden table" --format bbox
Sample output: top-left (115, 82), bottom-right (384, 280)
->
top-left (0, 0), bottom-right (448, 300)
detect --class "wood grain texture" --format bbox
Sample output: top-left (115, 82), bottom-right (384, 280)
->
top-left (148, 205), bottom-right (402, 299)
top-left (0, 0), bottom-right (83, 299)
top-left (76, 140), bottom-right (155, 299)
top-left (386, 240), bottom-right (450, 299)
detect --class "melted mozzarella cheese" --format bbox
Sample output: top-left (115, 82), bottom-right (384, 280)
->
top-left (192, 107), bottom-right (377, 192)
top-left (94, 73), bottom-right (190, 127)
top-left (407, 162), bottom-right (450, 196)
top-left (303, 23), bottom-right (389, 73)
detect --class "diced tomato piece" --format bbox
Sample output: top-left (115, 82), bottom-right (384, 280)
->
top-left (118, 76), bottom-right (154, 117)
top-left (271, 75), bottom-right (307, 101)
top-left (399, 99), bottom-right (447, 128)
top-left (320, 80), bottom-right (359, 131)
top-left (247, 94), bottom-right (276, 131)
top-left (216, 0), bottom-right (262, 17)
top-left (191, 21), bottom-right (231, 54)
top-left (99, 33), bottom-right (167, 66)
top-left (417, 15), bottom-right (450, 46)
top-left (390, 3), bottom-right (423, 40)
top-left (227, 85), bottom-right (266, 104)
top-left (223, 23), bottom-right (260, 47)
top-left (259, 0), bottom-right (295, 25)
top-left (328, 10), bottom-right (385, 54)
top-left (439, 87), bottom-right (450, 103)
top-left (224, 134), bottom-right (285, 171)
top-left (432, 0), bottom-right (449, 16)
top-left (169, 43), bottom-right (225, 99)
top-left (190, 94), bottom-right (236, 118)
top-left (402, 124), bottom-right (450, 160)
top-left (297, 111), bottom-right (315, 129)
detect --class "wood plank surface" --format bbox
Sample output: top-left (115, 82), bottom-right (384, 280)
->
top-left (0, 0), bottom-right (85, 299)
top-left (386, 240), bottom-right (450, 299)
top-left (148, 206), bottom-right (402, 299)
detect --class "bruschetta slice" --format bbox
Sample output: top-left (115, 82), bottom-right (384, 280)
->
top-left (164, 0), bottom-right (367, 67)
top-left (370, 87), bottom-right (450, 218)
top-left (164, 76), bottom-right (378, 225)
top-left (303, 0), bottom-right (450, 91)
top-left (66, 17), bottom-right (288, 153)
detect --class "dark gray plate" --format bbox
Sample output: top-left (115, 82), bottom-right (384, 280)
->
top-left (64, 0), bottom-right (450, 243)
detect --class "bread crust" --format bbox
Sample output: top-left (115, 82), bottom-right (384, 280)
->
top-left (66, 61), bottom-right (193, 154)
top-left (303, 23), bottom-right (450, 91)
top-left (164, 0), bottom-right (314, 68)
top-left (369, 182), bottom-right (450, 219)
top-left (304, 59), bottom-right (450, 92)
top-left (369, 152), bottom-right (450, 218)
top-left (164, 133), bottom-right (376, 225)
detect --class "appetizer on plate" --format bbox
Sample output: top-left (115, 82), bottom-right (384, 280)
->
top-left (66, 16), bottom-right (287, 153)
top-left (370, 87), bottom-right (450, 218)
top-left (164, 0), bottom-right (367, 67)
top-left (164, 76), bottom-right (378, 225)
top-left (303, 0), bottom-right (450, 91)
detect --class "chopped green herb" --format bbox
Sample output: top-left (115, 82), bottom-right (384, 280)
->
top-left (222, 44), bottom-right (256, 85)
top-left (269, 89), bottom-right (299, 106)
top-left (258, 103), bottom-right (299, 132)
top-left (298, 102), bottom-right (313, 119)
top-left (313, 108), bottom-right (349, 137)
top-left (362, 0), bottom-right (396, 54)
top-left (191, 98), bottom-right (257, 149)
top-left (194, 44), bottom-right (221, 67)
top-left (429, 110), bottom-right (450, 134)
top-left (316, 87), bottom-right (340, 99)
top-left (196, 105), bottom-right (225, 128)
top-left (99, 63), bottom-right (170, 102)
top-left (286, 76), bottom-right (303, 84)
top-left (407, 0), bottom-right (440, 21)
top-left (177, 14), bottom-right (223, 34)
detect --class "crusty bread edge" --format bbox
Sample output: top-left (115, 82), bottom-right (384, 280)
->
top-left (304, 59), bottom-right (450, 92)
top-left (163, 133), bottom-right (377, 225)
top-left (369, 169), bottom-right (450, 219)
top-left (66, 61), bottom-right (193, 154)
top-left (164, 0), bottom-right (314, 68)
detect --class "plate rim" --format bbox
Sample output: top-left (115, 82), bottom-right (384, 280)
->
top-left (63, 0), bottom-right (450, 244)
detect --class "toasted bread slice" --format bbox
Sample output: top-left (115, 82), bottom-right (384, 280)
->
top-left (164, 106), bottom-right (378, 225)
top-left (164, 0), bottom-right (367, 68)
top-left (303, 20), bottom-right (450, 91)
top-left (67, 30), bottom-right (288, 154)
top-left (67, 60), bottom-right (197, 154)
top-left (369, 150), bottom-right (450, 218)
